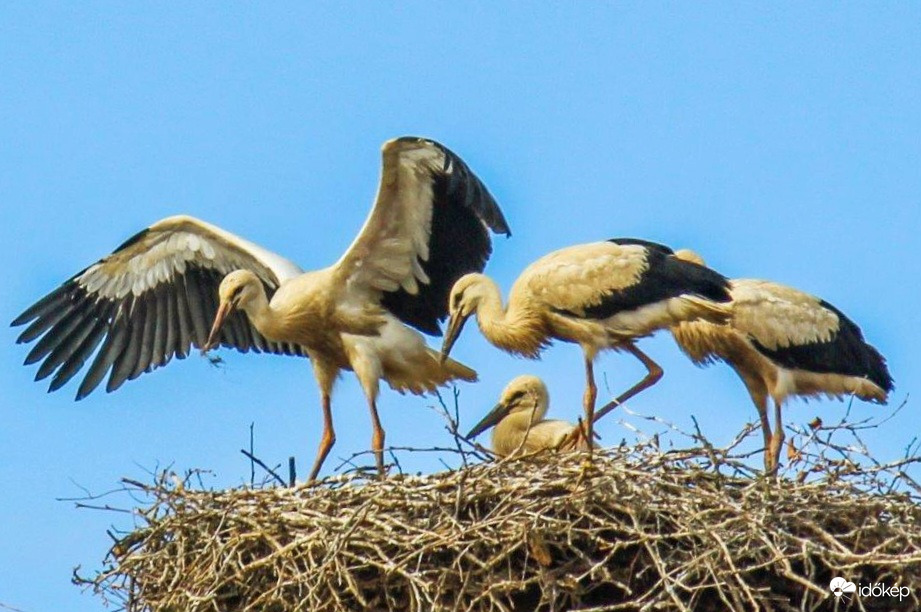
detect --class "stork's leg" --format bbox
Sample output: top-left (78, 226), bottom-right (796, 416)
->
top-left (307, 391), bottom-right (336, 483)
top-left (767, 399), bottom-right (785, 476)
top-left (350, 346), bottom-right (387, 478)
top-left (593, 343), bottom-right (664, 423)
top-left (367, 397), bottom-right (386, 478)
top-left (582, 353), bottom-right (598, 461)
top-left (752, 392), bottom-right (773, 472)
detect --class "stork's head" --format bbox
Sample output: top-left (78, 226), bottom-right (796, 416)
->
top-left (204, 270), bottom-right (262, 352)
top-left (467, 375), bottom-right (549, 439)
top-left (382, 136), bottom-right (444, 172)
top-left (382, 135), bottom-right (437, 153)
top-left (674, 249), bottom-right (706, 267)
top-left (441, 273), bottom-right (489, 361)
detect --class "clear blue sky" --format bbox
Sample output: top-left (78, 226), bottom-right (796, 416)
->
top-left (1, 4), bottom-right (918, 610)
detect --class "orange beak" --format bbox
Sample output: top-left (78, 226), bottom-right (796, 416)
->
top-left (204, 300), bottom-right (232, 353)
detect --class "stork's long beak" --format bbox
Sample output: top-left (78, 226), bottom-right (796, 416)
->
top-left (440, 313), bottom-right (469, 364)
top-left (204, 300), bottom-right (233, 353)
top-left (467, 402), bottom-right (508, 439)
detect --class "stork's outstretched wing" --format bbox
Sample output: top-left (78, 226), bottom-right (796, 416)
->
top-left (335, 137), bottom-right (510, 335)
top-left (12, 215), bottom-right (307, 399)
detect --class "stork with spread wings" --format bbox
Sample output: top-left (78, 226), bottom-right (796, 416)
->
top-left (13, 136), bottom-right (510, 481)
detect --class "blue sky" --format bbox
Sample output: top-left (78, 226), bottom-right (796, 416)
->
top-left (1, 4), bottom-right (919, 610)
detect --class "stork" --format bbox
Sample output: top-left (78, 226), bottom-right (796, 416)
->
top-left (466, 375), bottom-right (589, 456)
top-left (12, 136), bottom-right (510, 481)
top-left (666, 249), bottom-right (894, 473)
top-left (441, 238), bottom-right (733, 456)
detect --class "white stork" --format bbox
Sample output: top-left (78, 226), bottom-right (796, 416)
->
top-left (467, 375), bottom-right (589, 457)
top-left (440, 238), bottom-right (733, 455)
top-left (666, 249), bottom-right (893, 473)
top-left (12, 136), bottom-right (511, 481)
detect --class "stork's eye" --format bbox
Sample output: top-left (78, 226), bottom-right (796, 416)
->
top-left (506, 391), bottom-right (525, 404)
top-left (451, 293), bottom-right (462, 310)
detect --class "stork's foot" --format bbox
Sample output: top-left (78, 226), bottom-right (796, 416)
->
top-left (374, 453), bottom-right (388, 480)
top-left (765, 432), bottom-right (784, 477)
top-left (574, 449), bottom-right (600, 487)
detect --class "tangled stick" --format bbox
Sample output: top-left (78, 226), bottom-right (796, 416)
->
top-left (75, 406), bottom-right (921, 612)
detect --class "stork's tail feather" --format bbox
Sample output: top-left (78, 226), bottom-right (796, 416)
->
top-left (385, 350), bottom-right (477, 395)
top-left (754, 298), bottom-right (895, 399)
top-left (860, 342), bottom-right (894, 398)
top-left (439, 353), bottom-right (478, 382)
top-left (852, 376), bottom-right (890, 404)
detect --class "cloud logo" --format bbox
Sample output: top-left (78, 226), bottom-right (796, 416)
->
top-left (830, 577), bottom-right (856, 598)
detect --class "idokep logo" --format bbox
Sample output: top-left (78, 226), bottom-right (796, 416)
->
top-left (829, 577), bottom-right (856, 599)
top-left (829, 576), bottom-right (912, 602)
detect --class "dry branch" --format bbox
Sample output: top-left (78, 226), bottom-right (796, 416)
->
top-left (78, 413), bottom-right (921, 612)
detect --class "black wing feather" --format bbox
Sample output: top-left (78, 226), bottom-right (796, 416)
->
top-left (607, 237), bottom-right (675, 255)
top-left (18, 303), bottom-right (72, 345)
top-left (108, 300), bottom-right (146, 391)
top-left (752, 300), bottom-right (894, 394)
top-left (11, 283), bottom-right (72, 328)
top-left (35, 302), bottom-right (106, 382)
top-left (581, 245), bottom-right (731, 320)
top-left (77, 309), bottom-right (130, 400)
top-left (132, 294), bottom-right (158, 378)
top-left (49, 315), bottom-right (110, 392)
top-left (183, 271), bottom-right (209, 348)
top-left (173, 284), bottom-right (193, 360)
top-left (381, 140), bottom-right (511, 335)
top-left (149, 287), bottom-right (169, 370)
top-left (25, 295), bottom-right (90, 365)
top-left (13, 256), bottom-right (308, 399)
top-left (162, 288), bottom-right (178, 367)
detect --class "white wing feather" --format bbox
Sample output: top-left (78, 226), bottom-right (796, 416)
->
top-left (334, 143), bottom-right (443, 298)
top-left (75, 215), bottom-right (302, 297)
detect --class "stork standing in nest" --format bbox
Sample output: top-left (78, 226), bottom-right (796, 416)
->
top-left (467, 375), bottom-right (590, 457)
top-left (441, 238), bottom-right (733, 456)
top-left (12, 136), bottom-right (510, 481)
top-left (664, 249), bottom-right (893, 473)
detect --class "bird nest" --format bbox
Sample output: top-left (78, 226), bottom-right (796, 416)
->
top-left (78, 408), bottom-right (921, 612)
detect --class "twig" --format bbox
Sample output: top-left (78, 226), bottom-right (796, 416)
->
top-left (239, 449), bottom-right (286, 487)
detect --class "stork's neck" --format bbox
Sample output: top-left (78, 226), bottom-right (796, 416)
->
top-left (494, 408), bottom-right (538, 439)
top-left (239, 285), bottom-right (279, 338)
top-left (475, 279), bottom-right (545, 358)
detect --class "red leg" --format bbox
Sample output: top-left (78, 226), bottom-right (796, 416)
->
top-left (752, 392), bottom-right (773, 472)
top-left (767, 399), bottom-right (784, 476)
top-left (307, 392), bottom-right (335, 483)
top-left (583, 354), bottom-right (598, 461)
top-left (368, 398), bottom-right (386, 478)
top-left (593, 343), bottom-right (664, 423)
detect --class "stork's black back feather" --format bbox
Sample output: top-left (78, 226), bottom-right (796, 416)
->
top-left (580, 243), bottom-right (731, 320)
top-left (752, 300), bottom-right (894, 394)
top-left (607, 237), bottom-right (675, 255)
top-left (381, 140), bottom-right (510, 335)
